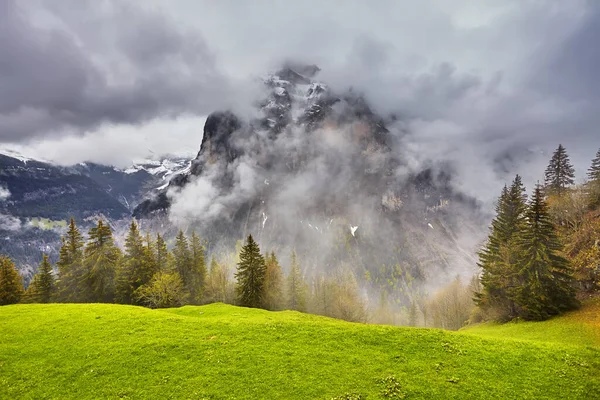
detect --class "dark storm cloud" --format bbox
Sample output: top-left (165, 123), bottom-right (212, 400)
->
top-left (0, 0), bottom-right (232, 142)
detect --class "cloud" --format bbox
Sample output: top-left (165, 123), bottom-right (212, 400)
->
top-left (0, 0), bottom-right (243, 144)
top-left (0, 214), bottom-right (20, 231)
top-left (0, 186), bottom-right (10, 201)
top-left (1, 0), bottom-right (599, 193)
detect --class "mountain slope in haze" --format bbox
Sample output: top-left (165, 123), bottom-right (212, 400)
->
top-left (134, 63), bottom-right (486, 305)
top-left (1, 303), bottom-right (598, 399)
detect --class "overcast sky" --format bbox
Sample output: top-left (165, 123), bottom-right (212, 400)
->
top-left (1, 0), bottom-right (599, 177)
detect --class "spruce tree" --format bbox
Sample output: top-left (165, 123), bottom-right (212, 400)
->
top-left (287, 250), bottom-right (307, 312)
top-left (515, 185), bottom-right (579, 320)
top-left (172, 230), bottom-right (191, 278)
top-left (56, 218), bottom-right (85, 302)
top-left (189, 232), bottom-right (207, 303)
top-left (476, 175), bottom-right (527, 320)
top-left (544, 144), bottom-right (575, 195)
top-left (235, 234), bottom-right (266, 308)
top-left (263, 251), bottom-right (284, 310)
top-left (83, 220), bottom-right (120, 303)
top-left (587, 148), bottom-right (600, 208)
top-left (0, 255), bottom-right (24, 305)
top-left (115, 221), bottom-right (154, 304)
top-left (27, 254), bottom-right (56, 303)
top-left (155, 233), bottom-right (170, 271)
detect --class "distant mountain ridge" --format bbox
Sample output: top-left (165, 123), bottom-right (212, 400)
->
top-left (0, 150), bottom-right (189, 281)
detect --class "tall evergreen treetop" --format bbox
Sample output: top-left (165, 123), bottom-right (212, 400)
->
top-left (476, 175), bottom-right (528, 319)
top-left (516, 185), bottom-right (578, 320)
top-left (0, 255), bottom-right (24, 305)
top-left (83, 220), bottom-right (120, 303)
top-left (235, 234), bottom-right (266, 308)
top-left (28, 254), bottom-right (56, 303)
top-left (544, 144), bottom-right (575, 195)
top-left (588, 148), bottom-right (600, 182)
top-left (56, 218), bottom-right (85, 302)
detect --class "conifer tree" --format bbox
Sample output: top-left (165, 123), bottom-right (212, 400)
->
top-left (263, 251), bottom-right (284, 310)
top-left (189, 232), bottom-right (207, 303)
top-left (587, 148), bottom-right (600, 208)
top-left (0, 255), bottom-right (24, 305)
top-left (115, 221), bottom-right (154, 304)
top-left (287, 250), bottom-right (307, 312)
top-left (83, 220), bottom-right (120, 303)
top-left (27, 254), bottom-right (56, 303)
top-left (476, 175), bottom-right (527, 320)
top-left (172, 230), bottom-right (192, 280)
top-left (155, 233), bottom-right (170, 271)
top-left (56, 218), bottom-right (85, 302)
top-left (235, 234), bottom-right (266, 308)
top-left (515, 185), bottom-right (579, 320)
top-left (544, 144), bottom-right (575, 195)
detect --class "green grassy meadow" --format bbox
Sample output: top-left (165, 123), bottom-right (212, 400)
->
top-left (1, 303), bottom-right (599, 399)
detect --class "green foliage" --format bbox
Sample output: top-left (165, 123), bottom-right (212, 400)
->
top-left (235, 235), bottom-right (266, 308)
top-left (26, 254), bottom-right (56, 303)
top-left (115, 221), bottom-right (154, 304)
top-left (134, 272), bottom-right (188, 308)
top-left (82, 220), bottom-right (120, 303)
top-left (515, 186), bottom-right (579, 320)
top-left (2, 303), bottom-right (599, 399)
top-left (0, 255), bottom-right (23, 305)
top-left (476, 175), bottom-right (527, 320)
top-left (545, 144), bottom-right (575, 196)
top-left (587, 148), bottom-right (600, 208)
top-left (56, 218), bottom-right (85, 302)
top-left (155, 233), bottom-right (170, 271)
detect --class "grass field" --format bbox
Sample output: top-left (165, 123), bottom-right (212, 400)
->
top-left (1, 303), bottom-right (599, 399)
top-left (462, 299), bottom-right (600, 348)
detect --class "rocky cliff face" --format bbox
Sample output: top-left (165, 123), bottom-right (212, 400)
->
top-left (134, 64), bottom-right (485, 303)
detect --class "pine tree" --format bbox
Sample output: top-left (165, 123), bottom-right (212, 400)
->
top-left (544, 144), bottom-right (575, 195)
top-left (587, 148), bottom-right (600, 208)
top-left (235, 234), bottom-right (266, 308)
top-left (515, 185), bottom-right (579, 320)
top-left (0, 255), bottom-right (24, 305)
top-left (83, 220), bottom-right (120, 303)
top-left (189, 232), bottom-right (207, 303)
top-left (155, 233), bottom-right (170, 271)
top-left (56, 218), bottom-right (85, 302)
top-left (287, 250), bottom-right (307, 312)
top-left (115, 221), bottom-right (154, 304)
top-left (476, 175), bottom-right (527, 320)
top-left (263, 251), bottom-right (284, 310)
top-left (27, 254), bottom-right (56, 303)
top-left (172, 230), bottom-right (191, 278)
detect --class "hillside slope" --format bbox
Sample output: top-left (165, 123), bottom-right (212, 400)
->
top-left (462, 299), bottom-right (600, 348)
top-left (1, 303), bottom-right (598, 399)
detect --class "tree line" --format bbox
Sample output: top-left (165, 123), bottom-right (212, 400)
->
top-left (476, 145), bottom-right (600, 321)
top-left (0, 222), bottom-right (367, 322)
